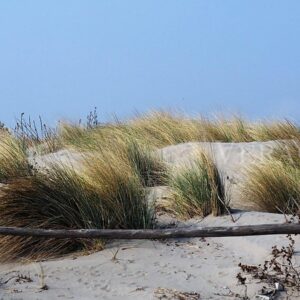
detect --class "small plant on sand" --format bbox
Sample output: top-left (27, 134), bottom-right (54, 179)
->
top-left (167, 151), bottom-right (227, 219)
top-left (0, 133), bottom-right (33, 182)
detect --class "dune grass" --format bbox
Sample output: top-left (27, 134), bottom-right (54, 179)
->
top-left (0, 134), bottom-right (158, 260)
top-left (59, 112), bottom-right (300, 153)
top-left (59, 122), bottom-right (98, 151)
top-left (14, 114), bottom-right (61, 154)
top-left (82, 150), bottom-right (154, 229)
top-left (1, 110), bottom-right (300, 260)
top-left (127, 111), bottom-right (204, 146)
top-left (124, 140), bottom-right (166, 187)
top-left (128, 112), bottom-right (299, 144)
top-left (0, 133), bottom-right (33, 182)
top-left (0, 155), bottom-right (154, 261)
top-left (0, 167), bottom-right (105, 261)
top-left (241, 160), bottom-right (300, 214)
top-left (241, 137), bottom-right (300, 214)
top-left (60, 121), bottom-right (167, 186)
top-left (271, 138), bottom-right (300, 168)
top-left (250, 120), bottom-right (299, 141)
top-left (166, 151), bottom-right (227, 219)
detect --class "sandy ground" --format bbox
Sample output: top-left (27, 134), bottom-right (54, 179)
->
top-left (1, 211), bottom-right (299, 300)
top-left (1, 141), bottom-right (296, 300)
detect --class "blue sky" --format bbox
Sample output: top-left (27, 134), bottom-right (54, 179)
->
top-left (0, 1), bottom-right (299, 127)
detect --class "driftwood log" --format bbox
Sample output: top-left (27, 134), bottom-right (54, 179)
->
top-left (0, 223), bottom-right (299, 239)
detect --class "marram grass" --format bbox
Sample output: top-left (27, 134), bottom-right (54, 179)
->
top-left (59, 111), bottom-right (300, 152)
top-left (0, 110), bottom-right (300, 261)
top-left (82, 151), bottom-right (154, 230)
top-left (124, 139), bottom-right (166, 187)
top-left (0, 155), bottom-right (154, 261)
top-left (0, 133), bottom-right (32, 182)
top-left (166, 151), bottom-right (227, 219)
top-left (0, 166), bottom-right (105, 261)
top-left (241, 138), bottom-right (300, 214)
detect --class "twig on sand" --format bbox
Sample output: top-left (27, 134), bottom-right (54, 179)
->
top-left (37, 263), bottom-right (48, 292)
top-left (111, 248), bottom-right (120, 262)
top-left (217, 195), bottom-right (236, 223)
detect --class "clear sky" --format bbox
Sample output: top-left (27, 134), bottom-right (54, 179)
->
top-left (0, 1), bottom-right (299, 127)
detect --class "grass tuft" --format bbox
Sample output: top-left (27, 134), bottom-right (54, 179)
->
top-left (241, 137), bottom-right (300, 214)
top-left (82, 151), bottom-right (154, 229)
top-left (167, 151), bottom-right (227, 219)
top-left (0, 153), bottom-right (154, 261)
top-left (0, 166), bottom-right (105, 261)
top-left (241, 159), bottom-right (300, 214)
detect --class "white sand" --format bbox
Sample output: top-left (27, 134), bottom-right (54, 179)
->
top-left (1, 141), bottom-right (297, 300)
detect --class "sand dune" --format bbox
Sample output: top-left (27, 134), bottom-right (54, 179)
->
top-left (1, 141), bottom-right (298, 299)
top-left (31, 141), bottom-right (278, 211)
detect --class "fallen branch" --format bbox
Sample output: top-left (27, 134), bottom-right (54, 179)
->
top-left (0, 223), bottom-right (299, 239)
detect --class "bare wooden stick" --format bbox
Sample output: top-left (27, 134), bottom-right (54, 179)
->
top-left (0, 223), bottom-right (299, 239)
